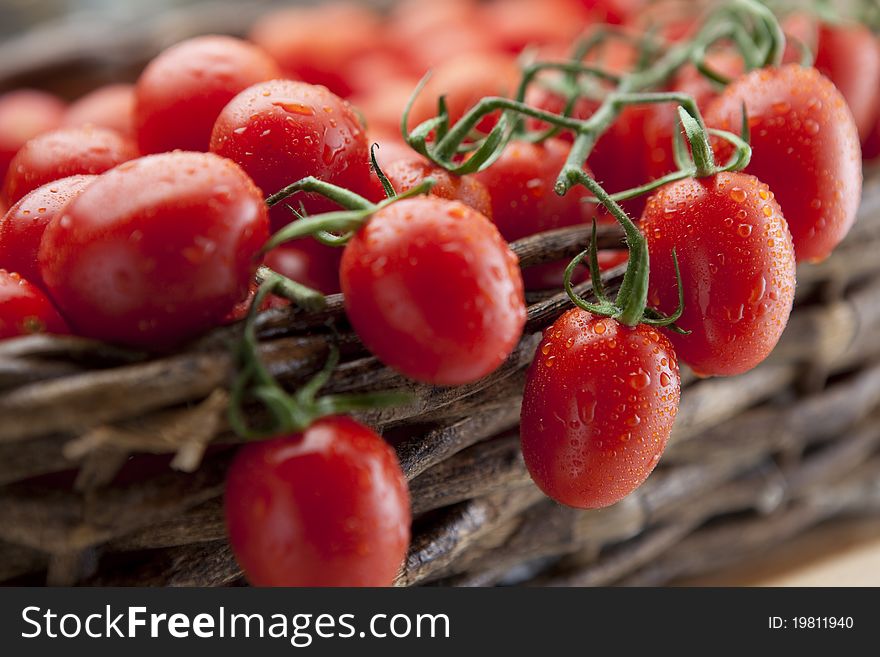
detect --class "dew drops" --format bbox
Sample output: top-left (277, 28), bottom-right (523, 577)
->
top-left (729, 187), bottom-right (746, 203)
top-left (629, 370), bottom-right (651, 390)
top-left (593, 320), bottom-right (607, 335)
top-left (660, 372), bottom-right (671, 387)
top-left (737, 224), bottom-right (753, 238)
top-left (804, 119), bottom-right (820, 136)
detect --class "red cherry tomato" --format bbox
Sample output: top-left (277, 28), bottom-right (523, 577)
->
top-left (0, 90), bottom-right (65, 182)
top-left (814, 22), bottom-right (880, 143)
top-left (249, 3), bottom-right (381, 98)
top-left (521, 309), bottom-right (680, 509)
top-left (406, 52), bottom-right (521, 134)
top-left (0, 174), bottom-right (95, 286)
top-left (474, 139), bottom-right (594, 241)
top-left (705, 65), bottom-right (862, 263)
top-left (225, 416), bottom-right (410, 587)
top-left (264, 240), bottom-right (342, 296)
top-left (350, 77), bottom-right (422, 137)
top-left (63, 84), bottom-right (136, 138)
top-left (210, 79), bottom-right (373, 230)
top-left (580, 0), bottom-right (645, 24)
top-left (38, 152), bottom-right (268, 349)
top-left (643, 51), bottom-right (744, 180)
top-left (2, 126), bottom-right (137, 206)
top-left (642, 172), bottom-right (796, 377)
top-left (0, 269), bottom-right (68, 339)
top-left (380, 156), bottom-right (493, 217)
top-left (341, 197), bottom-right (526, 385)
top-left (135, 35), bottom-right (281, 154)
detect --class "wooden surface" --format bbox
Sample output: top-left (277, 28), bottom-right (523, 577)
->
top-left (676, 517), bottom-right (880, 586)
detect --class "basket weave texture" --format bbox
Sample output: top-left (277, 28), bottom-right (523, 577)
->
top-left (1, 2), bottom-right (880, 587)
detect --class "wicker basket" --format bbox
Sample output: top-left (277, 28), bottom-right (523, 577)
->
top-left (2, 2), bottom-right (880, 587)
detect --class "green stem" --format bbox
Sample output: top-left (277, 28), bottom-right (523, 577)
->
top-left (266, 176), bottom-right (373, 210)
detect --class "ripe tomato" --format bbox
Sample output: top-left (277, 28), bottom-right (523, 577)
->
top-left (341, 197), bottom-right (526, 385)
top-left (474, 139), bottom-right (594, 242)
top-left (0, 269), bottom-right (68, 339)
top-left (405, 52), bottom-right (521, 134)
top-left (705, 65), bottom-right (862, 263)
top-left (225, 416), bottom-right (410, 587)
top-left (0, 175), bottom-right (95, 287)
top-left (0, 90), bottom-right (65, 182)
top-left (350, 77), bottom-right (421, 137)
top-left (379, 156), bottom-right (493, 217)
top-left (643, 51), bottom-right (744, 180)
top-left (38, 152), bottom-right (268, 349)
top-left (474, 139), bottom-right (596, 291)
top-left (249, 3), bottom-right (381, 98)
top-left (580, 0), bottom-right (645, 24)
top-left (264, 240), bottom-right (342, 296)
top-left (814, 22), bottom-right (880, 142)
top-left (481, 0), bottom-right (591, 55)
top-left (642, 172), bottom-right (796, 377)
top-left (210, 79), bottom-right (373, 230)
top-left (521, 309), bottom-right (680, 509)
top-left (135, 35), bottom-right (281, 154)
top-left (63, 84), bottom-right (136, 138)
top-left (2, 126), bottom-right (137, 206)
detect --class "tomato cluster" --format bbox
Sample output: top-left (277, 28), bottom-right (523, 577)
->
top-left (0, 0), bottom-right (872, 587)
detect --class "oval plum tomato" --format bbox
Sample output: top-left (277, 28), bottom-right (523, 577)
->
top-left (264, 240), bottom-right (342, 296)
top-left (474, 138), bottom-right (595, 290)
top-left (249, 2), bottom-right (381, 98)
top-left (379, 156), bottom-right (493, 217)
top-left (0, 269), bottom-right (68, 339)
top-left (521, 309), bottom-right (680, 509)
top-left (38, 152), bottom-right (268, 349)
top-left (63, 84), bottom-right (136, 138)
top-left (406, 52), bottom-right (521, 134)
top-left (0, 90), bottom-right (65, 181)
top-left (225, 416), bottom-right (410, 587)
top-left (210, 79), bottom-right (373, 231)
top-left (642, 172), bottom-right (796, 377)
top-left (0, 174), bottom-right (95, 286)
top-left (341, 197), bottom-right (526, 385)
top-left (135, 35), bottom-right (281, 154)
top-left (814, 22), bottom-right (880, 142)
top-left (705, 65), bottom-right (861, 263)
top-left (2, 126), bottom-right (137, 206)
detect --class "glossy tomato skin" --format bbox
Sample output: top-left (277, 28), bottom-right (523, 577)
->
top-left (38, 152), bottom-right (268, 349)
top-left (814, 22), bottom-right (880, 142)
top-left (225, 416), bottom-right (410, 587)
top-left (474, 139), bottom-right (594, 242)
top-left (210, 79), bottom-right (373, 231)
top-left (0, 269), bottom-right (68, 339)
top-left (135, 36), bottom-right (281, 154)
top-left (341, 197), bottom-right (526, 385)
top-left (2, 126), bottom-right (137, 206)
top-left (521, 309), bottom-right (680, 509)
top-left (705, 65), bottom-right (861, 263)
top-left (0, 175), bottom-right (95, 286)
top-left (264, 239), bottom-right (342, 296)
top-left (380, 156), bottom-right (493, 217)
top-left (63, 84), bottom-right (136, 138)
top-left (0, 90), bottom-right (66, 182)
top-left (642, 172), bottom-right (796, 377)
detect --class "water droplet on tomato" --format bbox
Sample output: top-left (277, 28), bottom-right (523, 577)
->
top-left (737, 224), bottom-right (752, 237)
top-left (729, 187), bottom-right (746, 203)
top-left (629, 370), bottom-right (650, 390)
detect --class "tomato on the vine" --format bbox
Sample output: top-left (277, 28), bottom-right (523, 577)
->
top-left (642, 172), bottom-right (796, 377)
top-left (63, 84), bottom-right (136, 139)
top-left (0, 174), bottom-right (95, 286)
top-left (38, 152), bottom-right (269, 349)
top-left (0, 269), bottom-right (68, 339)
top-left (814, 21), bottom-right (880, 143)
top-left (379, 156), bottom-right (493, 217)
top-left (135, 35), bottom-right (281, 154)
top-left (0, 90), bottom-right (65, 182)
top-left (265, 240), bottom-right (342, 296)
top-left (521, 308), bottom-right (680, 509)
top-left (340, 196), bottom-right (526, 385)
top-left (705, 64), bottom-right (861, 263)
top-left (225, 416), bottom-right (410, 587)
top-left (210, 79), bottom-right (374, 230)
top-left (2, 126), bottom-right (137, 206)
